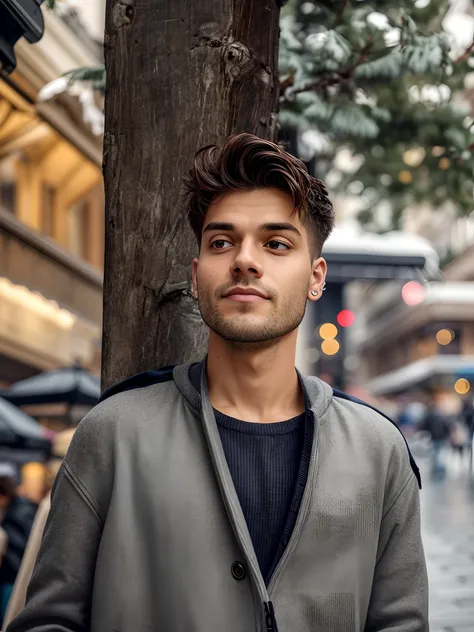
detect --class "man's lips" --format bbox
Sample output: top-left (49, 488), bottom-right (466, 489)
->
top-left (223, 287), bottom-right (269, 302)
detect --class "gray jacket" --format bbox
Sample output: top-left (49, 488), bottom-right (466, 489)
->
top-left (7, 361), bottom-right (428, 632)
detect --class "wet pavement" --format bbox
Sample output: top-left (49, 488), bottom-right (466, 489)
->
top-left (418, 451), bottom-right (474, 631)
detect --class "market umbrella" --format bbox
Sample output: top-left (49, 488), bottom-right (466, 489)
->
top-left (0, 397), bottom-right (52, 451)
top-left (0, 365), bottom-right (100, 407)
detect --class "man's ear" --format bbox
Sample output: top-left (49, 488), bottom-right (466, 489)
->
top-left (192, 258), bottom-right (199, 299)
top-left (308, 257), bottom-right (327, 302)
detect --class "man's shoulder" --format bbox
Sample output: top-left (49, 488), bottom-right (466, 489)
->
top-left (99, 365), bottom-right (176, 404)
top-left (74, 365), bottom-right (180, 442)
top-left (332, 389), bottom-right (398, 430)
top-left (331, 389), bottom-right (421, 489)
top-left (65, 366), bottom-right (183, 473)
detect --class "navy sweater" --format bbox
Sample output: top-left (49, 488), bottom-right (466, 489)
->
top-left (189, 364), bottom-right (312, 583)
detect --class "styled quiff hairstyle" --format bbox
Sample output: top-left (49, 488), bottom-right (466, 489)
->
top-left (183, 133), bottom-right (335, 256)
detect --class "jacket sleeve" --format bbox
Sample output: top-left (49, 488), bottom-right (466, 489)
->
top-left (365, 473), bottom-right (429, 632)
top-left (6, 403), bottom-right (115, 632)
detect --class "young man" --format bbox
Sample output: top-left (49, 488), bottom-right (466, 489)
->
top-left (8, 134), bottom-right (428, 632)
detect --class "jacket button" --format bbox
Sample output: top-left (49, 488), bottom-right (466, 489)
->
top-left (231, 561), bottom-right (246, 581)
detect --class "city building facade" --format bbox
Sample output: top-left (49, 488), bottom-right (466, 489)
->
top-left (0, 2), bottom-right (106, 386)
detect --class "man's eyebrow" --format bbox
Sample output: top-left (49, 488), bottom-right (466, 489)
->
top-left (260, 223), bottom-right (302, 237)
top-left (202, 221), bottom-right (302, 237)
top-left (203, 222), bottom-right (234, 233)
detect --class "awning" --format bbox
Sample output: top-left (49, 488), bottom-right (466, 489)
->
top-left (322, 226), bottom-right (441, 282)
top-left (0, 396), bottom-right (51, 450)
top-left (0, 365), bottom-right (100, 406)
top-left (366, 354), bottom-right (474, 395)
top-left (324, 253), bottom-right (428, 282)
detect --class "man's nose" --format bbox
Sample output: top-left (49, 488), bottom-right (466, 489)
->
top-left (230, 243), bottom-right (263, 278)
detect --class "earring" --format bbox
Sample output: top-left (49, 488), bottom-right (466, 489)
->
top-left (322, 282), bottom-right (327, 292)
top-left (311, 290), bottom-right (319, 297)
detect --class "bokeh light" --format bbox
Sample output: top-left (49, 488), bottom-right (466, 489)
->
top-left (337, 309), bottom-right (355, 328)
top-left (439, 157), bottom-right (450, 170)
top-left (403, 148), bottom-right (425, 167)
top-left (401, 281), bottom-right (425, 306)
top-left (319, 323), bottom-right (338, 339)
top-left (432, 146), bottom-right (445, 157)
top-left (454, 378), bottom-right (470, 395)
top-left (436, 329), bottom-right (454, 346)
top-left (321, 339), bottom-right (340, 356)
top-left (398, 170), bottom-right (413, 184)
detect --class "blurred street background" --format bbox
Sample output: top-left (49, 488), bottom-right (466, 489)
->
top-left (420, 453), bottom-right (474, 631)
top-left (0, 0), bottom-right (474, 629)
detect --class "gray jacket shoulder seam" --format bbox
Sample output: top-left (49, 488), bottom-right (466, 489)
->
top-left (382, 473), bottom-right (415, 521)
top-left (62, 462), bottom-right (104, 527)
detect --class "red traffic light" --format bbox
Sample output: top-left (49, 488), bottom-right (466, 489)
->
top-left (337, 309), bottom-right (355, 328)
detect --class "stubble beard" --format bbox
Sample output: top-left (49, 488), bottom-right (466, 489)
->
top-left (198, 292), bottom-right (308, 345)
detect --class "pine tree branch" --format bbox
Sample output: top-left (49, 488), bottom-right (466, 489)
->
top-left (334, 0), bottom-right (348, 26)
top-left (280, 73), bottom-right (341, 103)
top-left (279, 73), bottom-right (295, 92)
top-left (454, 41), bottom-right (474, 64)
top-left (280, 40), bottom-right (372, 104)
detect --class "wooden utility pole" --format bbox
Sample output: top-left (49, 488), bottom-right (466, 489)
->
top-left (101, 1), bottom-right (282, 388)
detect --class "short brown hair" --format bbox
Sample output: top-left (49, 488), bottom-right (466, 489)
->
top-left (183, 133), bottom-right (335, 256)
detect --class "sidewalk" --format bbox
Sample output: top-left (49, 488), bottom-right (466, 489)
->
top-left (419, 453), bottom-right (474, 631)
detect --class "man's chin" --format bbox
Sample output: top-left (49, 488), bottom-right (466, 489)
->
top-left (218, 333), bottom-right (279, 345)
top-left (211, 321), bottom-right (282, 345)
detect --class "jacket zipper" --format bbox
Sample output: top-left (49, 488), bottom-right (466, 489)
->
top-left (264, 601), bottom-right (279, 632)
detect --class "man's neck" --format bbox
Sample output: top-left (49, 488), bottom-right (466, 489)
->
top-left (206, 331), bottom-right (304, 423)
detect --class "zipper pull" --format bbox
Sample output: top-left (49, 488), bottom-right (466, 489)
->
top-left (264, 601), bottom-right (279, 632)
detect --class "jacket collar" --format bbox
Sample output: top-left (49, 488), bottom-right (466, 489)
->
top-left (173, 358), bottom-right (333, 419)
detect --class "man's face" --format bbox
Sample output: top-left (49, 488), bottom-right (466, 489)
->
top-left (192, 188), bottom-right (326, 345)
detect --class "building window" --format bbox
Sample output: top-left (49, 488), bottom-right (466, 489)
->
top-left (0, 182), bottom-right (15, 213)
top-left (41, 185), bottom-right (55, 237)
top-left (0, 156), bottom-right (16, 214)
top-left (67, 199), bottom-right (89, 259)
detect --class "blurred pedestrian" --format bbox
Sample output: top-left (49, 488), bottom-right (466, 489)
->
top-left (461, 395), bottom-right (474, 434)
top-left (419, 400), bottom-right (451, 477)
top-left (6, 135), bottom-right (428, 632)
top-left (2, 429), bottom-right (75, 630)
top-left (0, 529), bottom-right (7, 568)
top-left (461, 395), bottom-right (474, 444)
top-left (449, 418), bottom-right (469, 460)
top-left (460, 396), bottom-right (474, 472)
top-left (0, 465), bottom-right (36, 626)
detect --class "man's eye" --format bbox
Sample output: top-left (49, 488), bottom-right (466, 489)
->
top-left (266, 240), bottom-right (290, 251)
top-left (211, 239), bottom-right (232, 249)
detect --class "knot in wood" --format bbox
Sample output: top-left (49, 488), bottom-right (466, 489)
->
top-left (222, 42), bottom-right (254, 81)
top-left (112, 0), bottom-right (135, 29)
